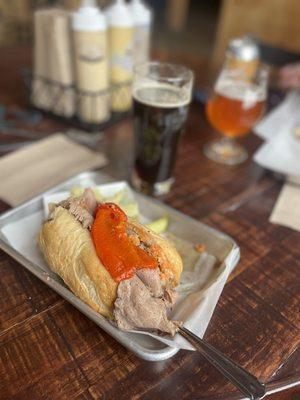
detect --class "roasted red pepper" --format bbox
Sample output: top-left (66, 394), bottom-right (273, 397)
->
top-left (91, 203), bottom-right (157, 282)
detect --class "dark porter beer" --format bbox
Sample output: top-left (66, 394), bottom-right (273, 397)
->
top-left (133, 84), bottom-right (189, 194)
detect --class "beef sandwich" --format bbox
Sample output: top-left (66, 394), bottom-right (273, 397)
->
top-left (38, 189), bottom-right (183, 335)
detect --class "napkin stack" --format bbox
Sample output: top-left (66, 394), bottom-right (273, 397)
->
top-left (254, 91), bottom-right (300, 180)
top-left (32, 9), bottom-right (75, 117)
top-left (270, 183), bottom-right (300, 232)
top-left (254, 91), bottom-right (300, 232)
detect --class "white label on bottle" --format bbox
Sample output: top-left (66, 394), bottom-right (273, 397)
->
top-left (78, 42), bottom-right (106, 62)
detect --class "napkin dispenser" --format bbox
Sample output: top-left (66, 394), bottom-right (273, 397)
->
top-left (32, 8), bottom-right (75, 118)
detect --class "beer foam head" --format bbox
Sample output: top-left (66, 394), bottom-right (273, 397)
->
top-left (133, 83), bottom-right (191, 108)
top-left (215, 79), bottom-right (266, 103)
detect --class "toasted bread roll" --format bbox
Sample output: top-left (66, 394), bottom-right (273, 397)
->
top-left (38, 205), bottom-right (183, 318)
top-left (39, 206), bottom-right (117, 317)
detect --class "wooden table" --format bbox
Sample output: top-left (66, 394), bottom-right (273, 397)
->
top-left (0, 46), bottom-right (299, 400)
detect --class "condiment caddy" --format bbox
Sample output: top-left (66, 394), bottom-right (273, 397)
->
top-left (28, 0), bottom-right (152, 131)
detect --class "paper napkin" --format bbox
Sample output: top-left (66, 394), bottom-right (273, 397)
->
top-left (0, 133), bottom-right (107, 206)
top-left (254, 90), bottom-right (300, 178)
top-left (270, 183), bottom-right (300, 232)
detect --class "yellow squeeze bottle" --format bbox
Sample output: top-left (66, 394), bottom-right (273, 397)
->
top-left (73, 0), bottom-right (110, 123)
top-left (107, 0), bottom-right (134, 112)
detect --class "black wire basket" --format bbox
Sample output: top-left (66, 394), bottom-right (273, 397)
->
top-left (22, 69), bottom-right (133, 132)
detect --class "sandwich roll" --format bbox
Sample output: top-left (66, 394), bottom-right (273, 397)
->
top-left (39, 189), bottom-right (183, 335)
top-left (39, 205), bottom-right (118, 317)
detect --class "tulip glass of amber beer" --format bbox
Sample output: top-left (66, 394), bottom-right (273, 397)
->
top-left (131, 62), bottom-right (193, 195)
top-left (205, 64), bottom-right (268, 165)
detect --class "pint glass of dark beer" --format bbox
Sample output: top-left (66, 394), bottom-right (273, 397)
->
top-left (131, 62), bottom-right (193, 195)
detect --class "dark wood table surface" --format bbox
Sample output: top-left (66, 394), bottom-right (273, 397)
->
top-left (0, 46), bottom-right (299, 400)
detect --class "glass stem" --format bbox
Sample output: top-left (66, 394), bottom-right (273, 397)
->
top-left (220, 136), bottom-right (236, 148)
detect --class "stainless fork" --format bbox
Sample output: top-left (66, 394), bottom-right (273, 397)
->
top-left (179, 327), bottom-right (266, 400)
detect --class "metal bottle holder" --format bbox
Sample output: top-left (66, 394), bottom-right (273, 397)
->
top-left (23, 70), bottom-right (132, 132)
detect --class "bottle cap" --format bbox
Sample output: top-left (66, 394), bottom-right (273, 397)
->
top-left (130, 0), bottom-right (151, 25)
top-left (73, 0), bottom-right (106, 31)
top-left (107, 0), bottom-right (133, 28)
top-left (227, 36), bottom-right (260, 62)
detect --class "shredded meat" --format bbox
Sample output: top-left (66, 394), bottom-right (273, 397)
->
top-left (136, 268), bottom-right (163, 297)
top-left (163, 288), bottom-right (177, 308)
top-left (68, 200), bottom-right (94, 229)
top-left (114, 268), bottom-right (180, 336)
top-left (56, 188), bottom-right (97, 229)
top-left (83, 188), bottom-right (98, 216)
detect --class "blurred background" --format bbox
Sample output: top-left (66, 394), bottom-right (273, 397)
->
top-left (1, 0), bottom-right (300, 72)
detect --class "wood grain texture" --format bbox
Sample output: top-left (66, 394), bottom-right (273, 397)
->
top-left (212, 0), bottom-right (300, 66)
top-left (0, 45), bottom-right (299, 400)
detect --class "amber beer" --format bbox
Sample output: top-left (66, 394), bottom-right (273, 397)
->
top-left (206, 82), bottom-right (266, 138)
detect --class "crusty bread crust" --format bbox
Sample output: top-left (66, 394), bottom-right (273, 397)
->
top-left (127, 220), bottom-right (183, 287)
top-left (38, 206), bottom-right (183, 318)
top-left (39, 207), bottom-right (117, 317)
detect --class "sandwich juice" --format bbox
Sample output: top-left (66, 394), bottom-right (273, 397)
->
top-left (107, 0), bottom-right (134, 112)
top-left (73, 0), bottom-right (110, 123)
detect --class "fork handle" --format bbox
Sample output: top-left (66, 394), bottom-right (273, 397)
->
top-left (179, 327), bottom-right (266, 400)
